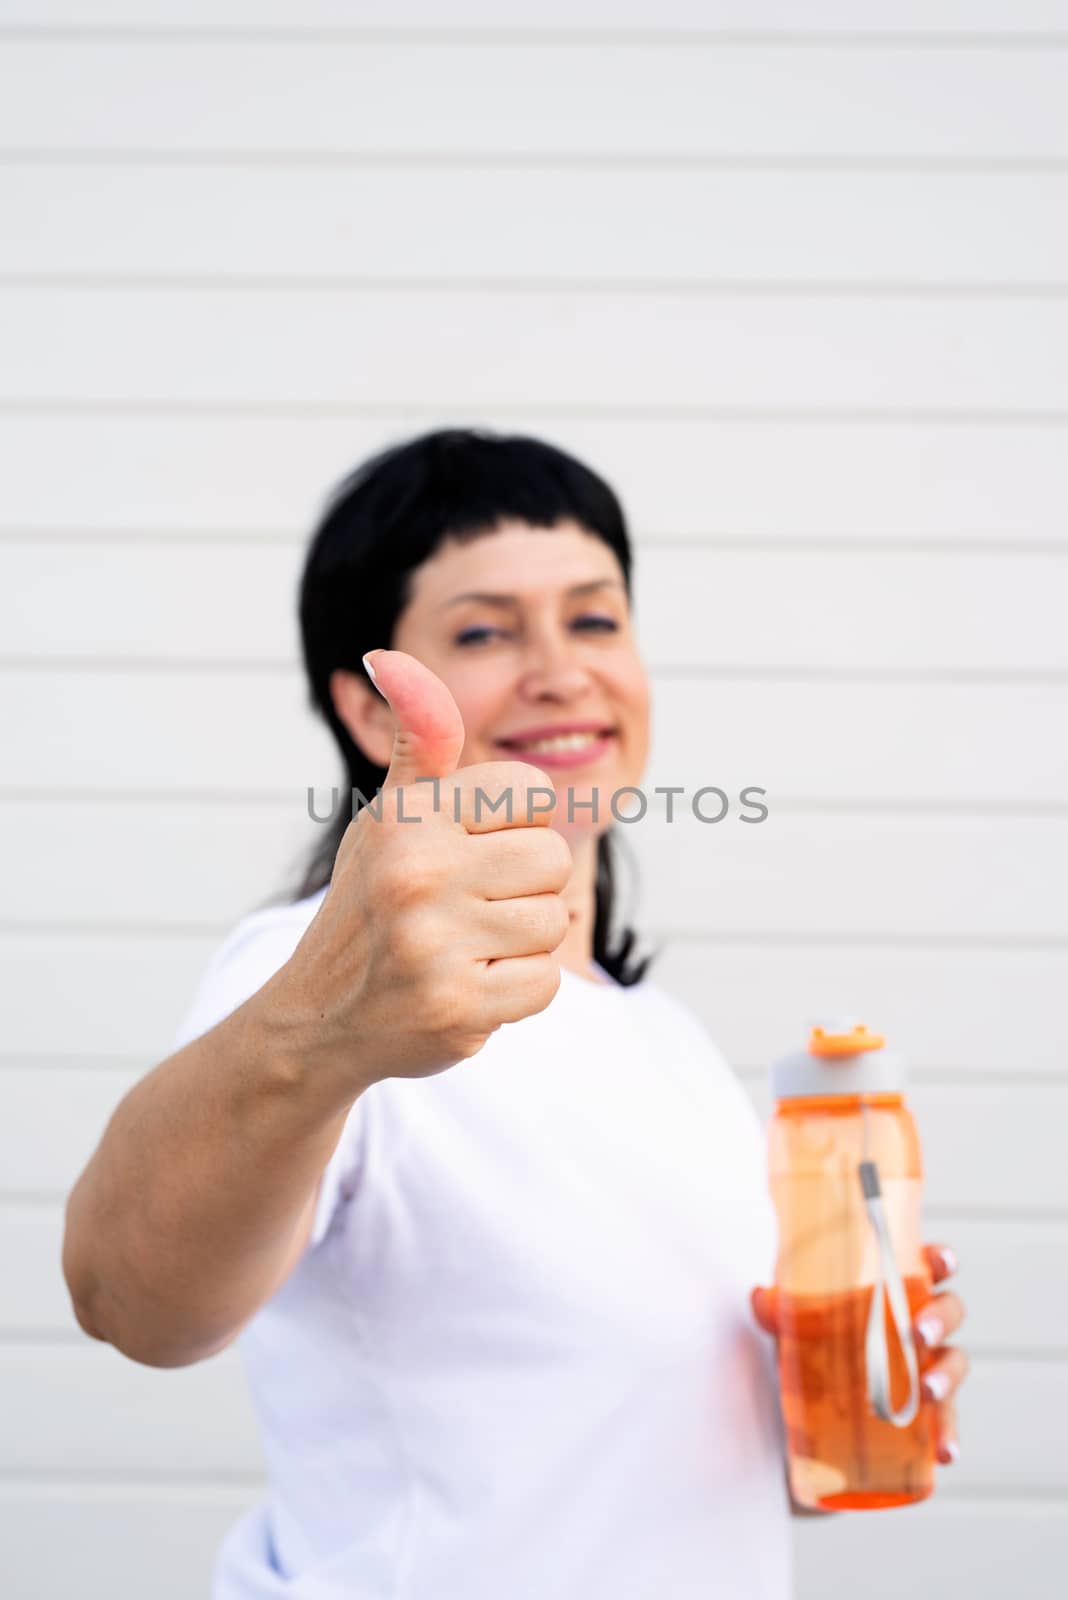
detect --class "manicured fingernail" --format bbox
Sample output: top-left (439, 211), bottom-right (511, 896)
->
top-left (923, 1370), bottom-right (950, 1402)
top-left (362, 651), bottom-right (384, 694)
top-left (939, 1246), bottom-right (958, 1276)
top-left (916, 1314), bottom-right (943, 1348)
top-left (939, 1439), bottom-right (960, 1465)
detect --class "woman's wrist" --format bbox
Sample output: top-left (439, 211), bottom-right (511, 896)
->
top-left (236, 967), bottom-right (382, 1124)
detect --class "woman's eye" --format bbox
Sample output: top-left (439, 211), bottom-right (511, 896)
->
top-left (455, 616), bottom-right (618, 646)
top-left (455, 626), bottom-right (505, 646)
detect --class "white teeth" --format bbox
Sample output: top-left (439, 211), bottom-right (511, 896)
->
top-left (513, 732), bottom-right (607, 754)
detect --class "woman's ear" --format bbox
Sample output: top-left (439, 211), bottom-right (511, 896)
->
top-left (329, 668), bottom-right (394, 769)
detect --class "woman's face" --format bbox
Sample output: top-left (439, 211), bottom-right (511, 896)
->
top-left (387, 520), bottom-right (651, 845)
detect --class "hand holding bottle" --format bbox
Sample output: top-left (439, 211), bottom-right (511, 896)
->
top-left (752, 1239), bottom-right (969, 1468)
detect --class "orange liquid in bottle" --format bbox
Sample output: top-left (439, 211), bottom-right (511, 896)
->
top-left (776, 1273), bottom-right (936, 1509)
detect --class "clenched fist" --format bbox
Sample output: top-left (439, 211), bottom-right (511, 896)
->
top-left (276, 648), bottom-right (573, 1087)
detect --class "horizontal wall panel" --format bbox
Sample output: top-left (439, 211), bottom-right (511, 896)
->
top-left (0, 933), bottom-right (224, 1061)
top-left (793, 1500), bottom-right (1068, 1600)
top-left (5, 933), bottom-right (1065, 1078)
top-left (5, 543), bottom-right (1066, 672)
top-left (2, 541), bottom-right (302, 662)
top-left (649, 677), bottom-right (1068, 802)
top-left (633, 811), bottom-right (1068, 939)
top-left (1, 1490), bottom-right (1065, 1600)
top-left (1, 1343), bottom-right (262, 1476)
top-left (654, 942), bottom-right (1068, 1078)
top-left (3, 290), bottom-right (1068, 412)
top-left (5, 670), bottom-right (1067, 806)
top-left (3, 1067), bottom-right (138, 1194)
top-left (11, 3), bottom-right (1068, 35)
top-left (8, 1203), bottom-right (1064, 1355)
top-left (6, 166), bottom-right (1068, 286)
top-left (0, 1338), bottom-right (1062, 1491)
top-left (0, 1208), bottom-right (74, 1333)
top-left (5, 1063), bottom-right (1066, 1213)
top-left (4, 414), bottom-right (1066, 545)
top-left (0, 801), bottom-right (316, 929)
top-left (0, 670), bottom-right (339, 793)
top-left (3, 797), bottom-right (1063, 936)
top-left (2, 41), bottom-right (1067, 161)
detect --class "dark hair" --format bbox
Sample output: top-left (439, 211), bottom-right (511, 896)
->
top-left (293, 426), bottom-right (654, 987)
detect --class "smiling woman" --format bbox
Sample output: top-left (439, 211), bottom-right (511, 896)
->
top-left (296, 430), bottom-right (652, 986)
top-left (61, 428), bottom-right (966, 1600)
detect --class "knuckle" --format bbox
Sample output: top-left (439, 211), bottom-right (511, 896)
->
top-left (454, 1027), bottom-right (494, 1060)
top-left (490, 896), bottom-right (527, 936)
top-left (542, 829), bottom-right (574, 886)
top-left (502, 893), bottom-right (567, 947)
top-left (418, 975), bottom-right (465, 1034)
top-left (515, 759), bottom-right (555, 792)
top-left (423, 977), bottom-right (488, 1054)
top-left (498, 758), bottom-right (545, 790)
top-left (481, 760), bottom-right (556, 819)
top-left (496, 954), bottom-right (561, 1022)
top-left (386, 907), bottom-right (437, 969)
top-left (547, 894), bottom-right (570, 945)
top-left (381, 847), bottom-right (443, 905)
top-left (463, 766), bottom-right (518, 813)
top-left (535, 956), bottom-right (563, 1011)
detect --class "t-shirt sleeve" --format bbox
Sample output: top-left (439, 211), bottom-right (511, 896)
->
top-left (169, 903), bottom-right (367, 1252)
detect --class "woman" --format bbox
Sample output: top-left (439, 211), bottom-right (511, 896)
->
top-left (63, 430), bottom-right (968, 1599)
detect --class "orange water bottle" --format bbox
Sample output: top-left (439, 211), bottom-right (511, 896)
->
top-left (767, 1019), bottom-right (936, 1510)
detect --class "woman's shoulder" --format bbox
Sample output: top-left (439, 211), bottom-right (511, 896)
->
top-left (624, 970), bottom-right (757, 1098)
top-left (625, 970), bottom-right (725, 1050)
top-left (170, 888), bottom-right (328, 1052)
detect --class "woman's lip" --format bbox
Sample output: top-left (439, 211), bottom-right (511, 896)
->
top-left (494, 731), bottom-right (618, 769)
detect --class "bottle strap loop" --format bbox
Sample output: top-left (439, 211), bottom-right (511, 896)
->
top-left (857, 1158), bottom-right (922, 1428)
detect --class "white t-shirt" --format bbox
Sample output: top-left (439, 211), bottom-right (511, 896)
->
top-left (172, 889), bottom-right (793, 1600)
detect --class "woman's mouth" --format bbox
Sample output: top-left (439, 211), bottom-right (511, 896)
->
top-left (495, 728), bottom-right (618, 769)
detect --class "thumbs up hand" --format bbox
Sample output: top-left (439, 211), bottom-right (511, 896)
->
top-left (277, 649), bottom-right (573, 1091)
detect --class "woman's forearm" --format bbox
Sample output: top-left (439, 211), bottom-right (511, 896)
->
top-left (62, 978), bottom-right (370, 1369)
top-left (63, 674), bottom-right (575, 1370)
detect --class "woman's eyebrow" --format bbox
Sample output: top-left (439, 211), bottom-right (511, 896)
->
top-left (438, 578), bottom-right (624, 612)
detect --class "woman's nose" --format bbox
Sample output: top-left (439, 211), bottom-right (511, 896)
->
top-left (517, 631), bottom-right (595, 699)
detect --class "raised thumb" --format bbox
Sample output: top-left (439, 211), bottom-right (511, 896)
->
top-left (363, 648), bottom-right (466, 789)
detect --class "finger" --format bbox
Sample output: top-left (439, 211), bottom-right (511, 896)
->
top-left (932, 1400), bottom-right (960, 1466)
top-left (446, 762), bottom-right (561, 835)
top-left (475, 827), bottom-right (573, 900)
top-left (923, 1241), bottom-right (959, 1285)
top-left (920, 1345), bottom-right (970, 1405)
top-left (914, 1289), bottom-right (966, 1349)
top-left (479, 951), bottom-right (562, 1025)
top-left (472, 893), bottom-right (571, 962)
top-left (364, 648), bottom-right (467, 789)
top-left (750, 1285), bottom-right (778, 1337)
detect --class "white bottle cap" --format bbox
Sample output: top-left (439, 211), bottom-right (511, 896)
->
top-left (770, 1017), bottom-right (905, 1100)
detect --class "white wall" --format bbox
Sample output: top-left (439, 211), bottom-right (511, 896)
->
top-left (2, 3), bottom-right (1067, 1595)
